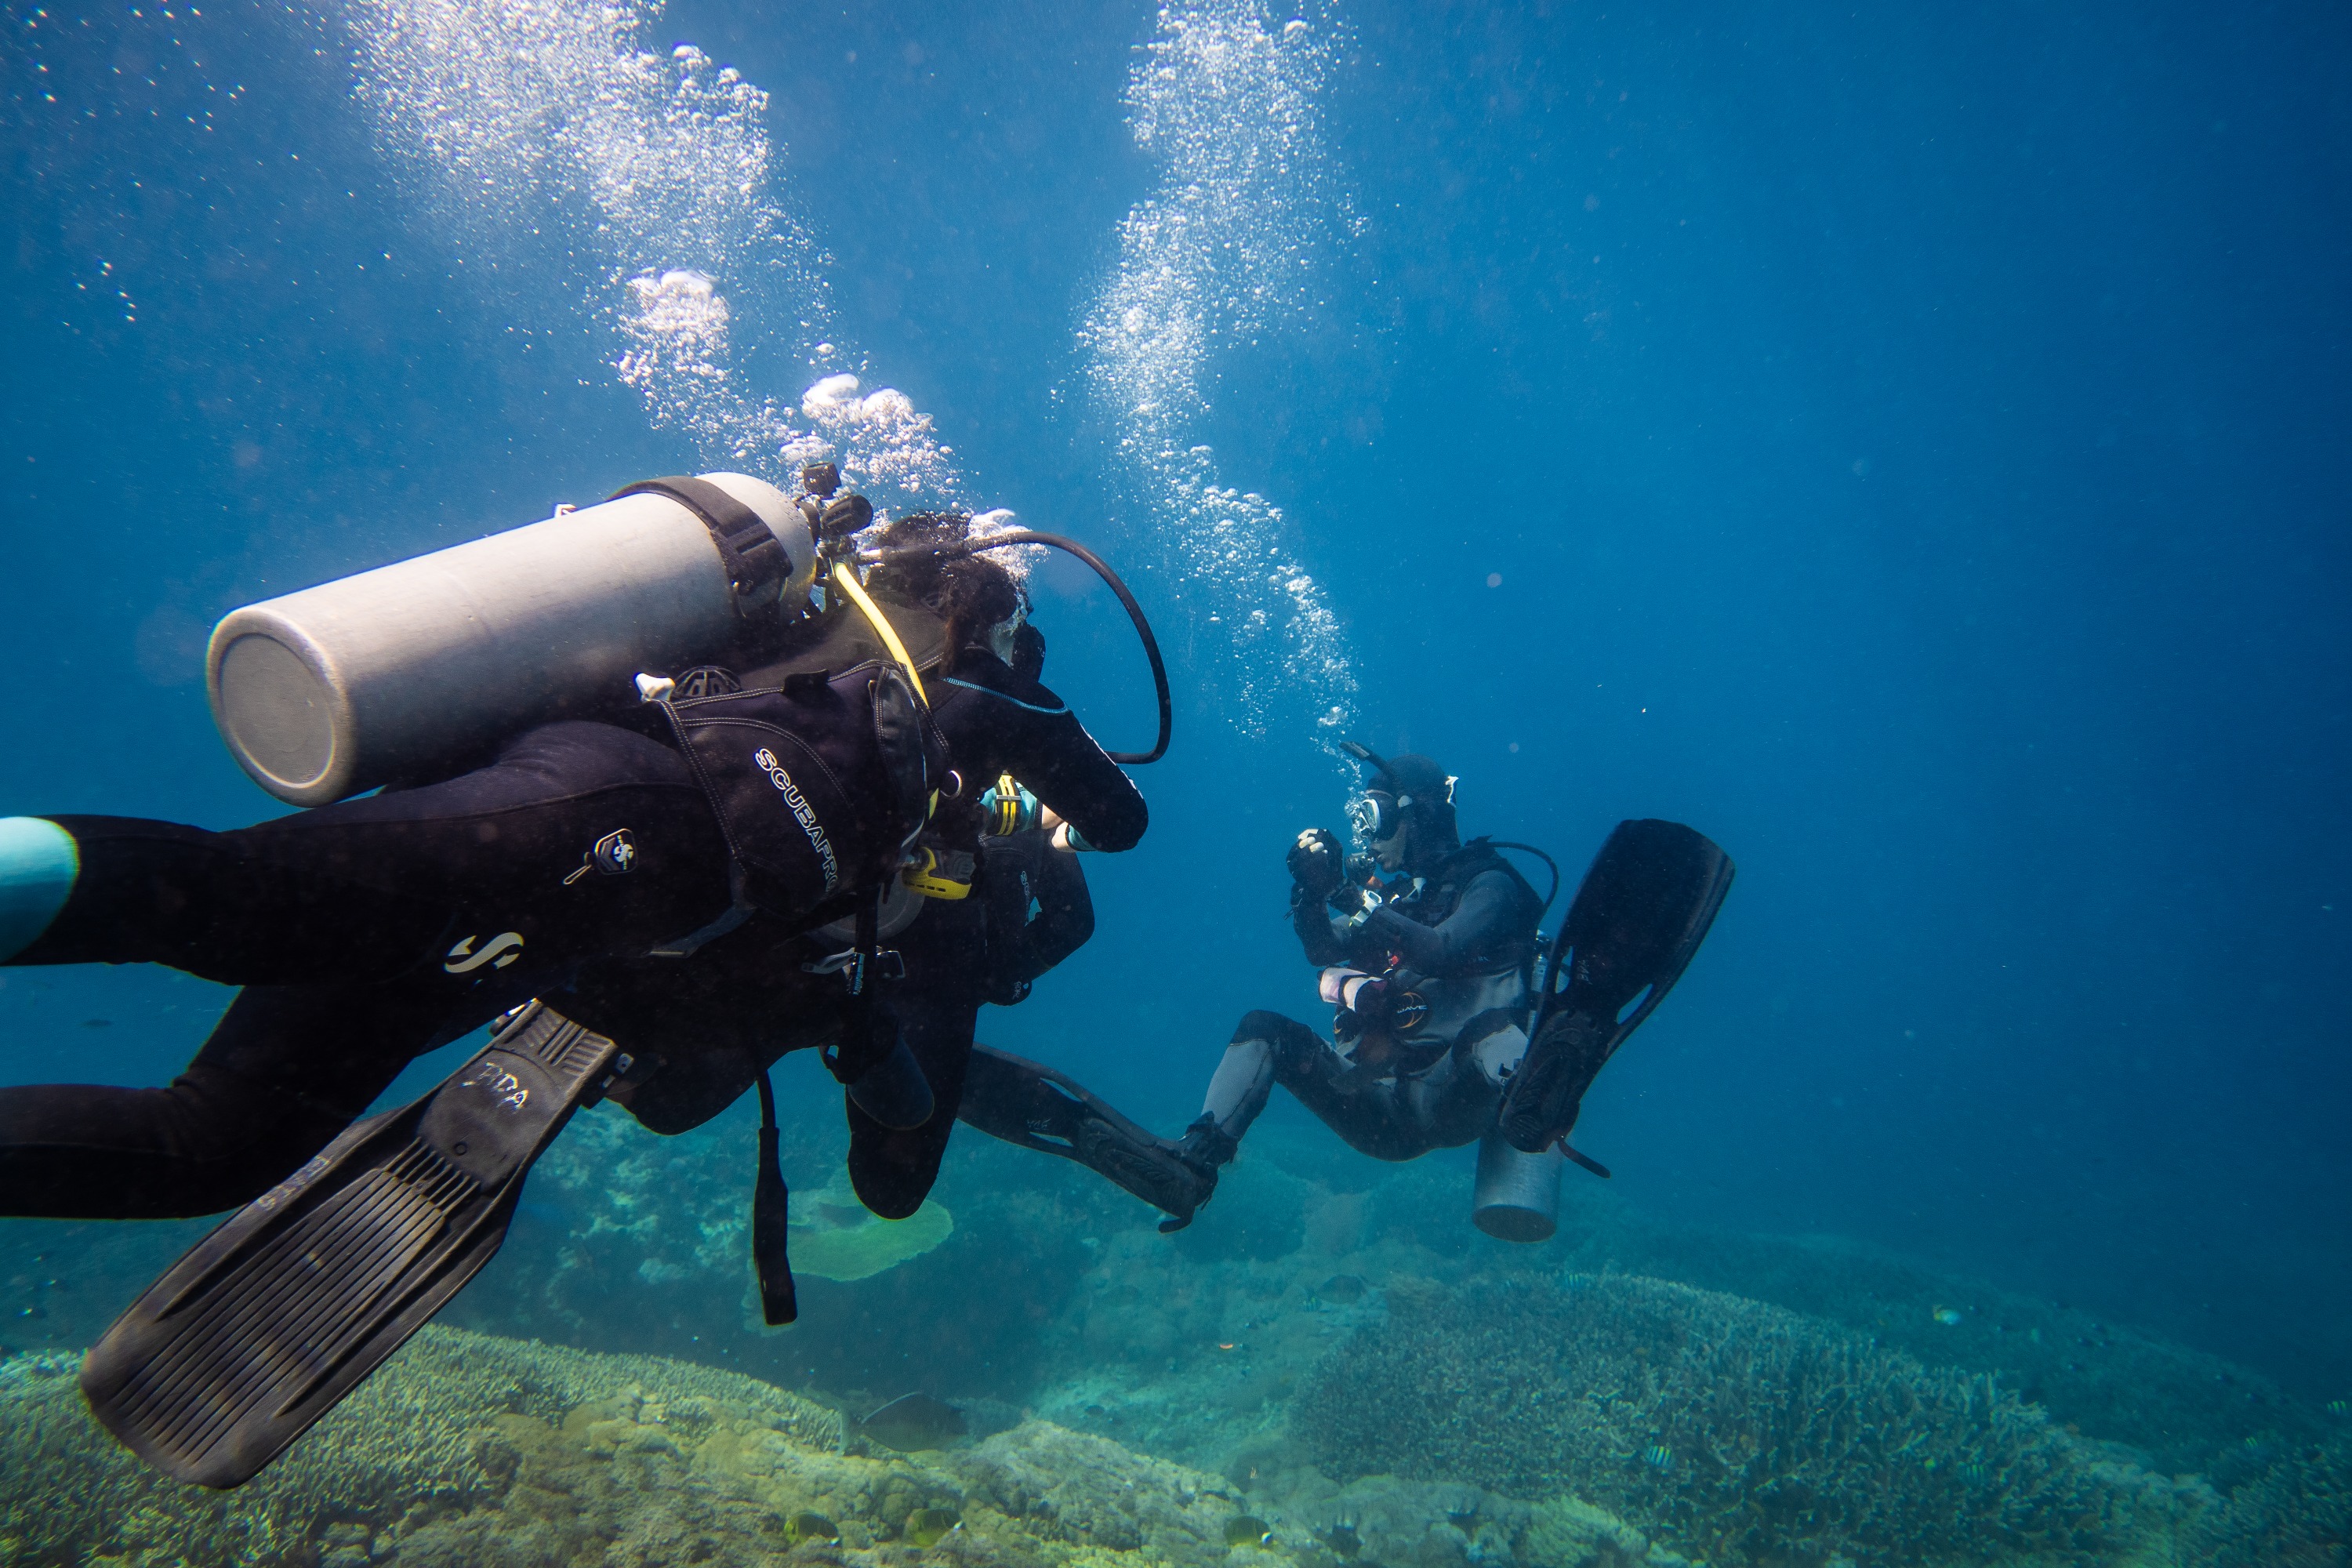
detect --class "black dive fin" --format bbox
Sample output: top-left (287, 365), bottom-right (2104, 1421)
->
top-left (1497, 819), bottom-right (1734, 1155)
top-left (957, 1046), bottom-right (1214, 1223)
top-left (80, 1003), bottom-right (621, 1487)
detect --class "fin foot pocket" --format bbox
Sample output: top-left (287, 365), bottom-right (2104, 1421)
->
top-left (79, 1003), bottom-right (619, 1487)
top-left (1497, 820), bottom-right (1734, 1156)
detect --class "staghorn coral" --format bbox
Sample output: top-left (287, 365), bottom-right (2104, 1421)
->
top-left (1292, 1272), bottom-right (2147, 1568)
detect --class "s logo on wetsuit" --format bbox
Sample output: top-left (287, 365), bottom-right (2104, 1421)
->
top-left (444, 932), bottom-right (524, 973)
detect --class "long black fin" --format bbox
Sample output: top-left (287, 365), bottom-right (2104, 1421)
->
top-left (956, 1046), bottom-right (1212, 1222)
top-left (1498, 819), bottom-right (1735, 1155)
top-left (79, 1004), bottom-right (619, 1488)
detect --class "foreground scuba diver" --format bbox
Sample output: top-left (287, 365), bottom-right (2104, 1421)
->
top-left (0, 466), bottom-right (1171, 1487)
top-left (1143, 742), bottom-right (1736, 1239)
top-left (547, 533), bottom-right (1159, 1221)
top-left (553, 606), bottom-right (1213, 1231)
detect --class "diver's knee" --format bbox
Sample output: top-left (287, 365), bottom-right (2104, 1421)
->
top-left (1229, 1009), bottom-right (1293, 1047)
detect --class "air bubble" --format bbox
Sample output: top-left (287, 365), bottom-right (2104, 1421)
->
top-left (1081, 0), bottom-right (1356, 742)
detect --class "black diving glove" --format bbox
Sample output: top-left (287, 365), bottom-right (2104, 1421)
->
top-left (1287, 827), bottom-right (1345, 901)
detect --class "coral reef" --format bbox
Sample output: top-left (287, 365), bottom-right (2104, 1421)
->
top-left (1548, 1200), bottom-right (2318, 1474)
top-left (791, 1171), bottom-right (956, 1283)
top-left (2189, 1430), bottom-right (2352, 1568)
top-left (1293, 1272), bottom-right (2162, 1567)
top-left (0, 1323), bottom-right (1320, 1568)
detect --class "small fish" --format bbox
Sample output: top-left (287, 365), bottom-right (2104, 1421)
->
top-left (2326, 1399), bottom-right (2349, 1417)
top-left (1932, 1305), bottom-right (1964, 1327)
top-left (1321, 1523), bottom-right (1361, 1559)
top-left (1317, 1275), bottom-right (1367, 1303)
top-left (906, 1508), bottom-right (961, 1547)
top-left (787, 1512), bottom-right (840, 1544)
top-left (81, 1018), bottom-right (113, 1029)
top-left (1224, 1515), bottom-right (1276, 1548)
top-left (860, 1392), bottom-right (967, 1452)
top-left (1641, 1444), bottom-right (1674, 1471)
top-left (1960, 1461), bottom-right (1989, 1484)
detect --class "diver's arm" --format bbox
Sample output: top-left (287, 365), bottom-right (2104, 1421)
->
top-left (1291, 888), bottom-right (1351, 967)
top-left (1025, 840), bottom-right (1095, 970)
top-left (1353, 869), bottom-right (1527, 975)
top-left (1005, 697), bottom-right (1149, 853)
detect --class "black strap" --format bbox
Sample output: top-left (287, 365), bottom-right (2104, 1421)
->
top-left (611, 475), bottom-right (793, 613)
top-left (751, 1069), bottom-right (797, 1325)
top-left (822, 886), bottom-right (892, 1086)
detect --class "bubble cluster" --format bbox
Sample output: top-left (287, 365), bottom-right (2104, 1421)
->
top-left (1080, 0), bottom-right (1359, 739)
top-left (339, 0), bottom-right (961, 514)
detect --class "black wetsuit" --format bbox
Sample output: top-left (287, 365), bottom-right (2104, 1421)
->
top-left (553, 646), bottom-right (1143, 1218)
top-left (1200, 843), bottom-right (1543, 1161)
top-left (0, 580), bottom-right (1138, 1221)
top-left (0, 720), bottom-right (737, 1217)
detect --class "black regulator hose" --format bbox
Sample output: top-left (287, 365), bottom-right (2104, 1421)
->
top-left (859, 529), bottom-right (1173, 765)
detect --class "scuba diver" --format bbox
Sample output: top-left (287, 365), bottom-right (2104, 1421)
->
top-left (548, 524), bottom-right (1152, 1221)
top-left (553, 604), bottom-right (1211, 1231)
top-left (0, 464), bottom-right (1174, 1488)
top-left (1149, 742), bottom-right (1736, 1240)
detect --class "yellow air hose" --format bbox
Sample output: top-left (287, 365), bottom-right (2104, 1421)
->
top-left (829, 560), bottom-right (927, 703)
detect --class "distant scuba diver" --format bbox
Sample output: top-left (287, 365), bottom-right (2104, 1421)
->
top-left (0, 465), bottom-right (1173, 1488)
top-left (1143, 741), bottom-right (1735, 1240)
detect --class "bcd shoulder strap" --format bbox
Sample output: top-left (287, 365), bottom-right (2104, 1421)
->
top-left (611, 475), bottom-right (793, 614)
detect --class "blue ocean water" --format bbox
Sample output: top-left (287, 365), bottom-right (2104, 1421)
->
top-left (3, 0), bottom-right (2348, 1475)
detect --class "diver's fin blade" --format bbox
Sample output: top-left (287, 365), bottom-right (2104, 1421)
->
top-left (958, 1047), bottom-right (1214, 1221)
top-left (79, 1004), bottom-right (619, 1488)
top-left (1499, 820), bottom-right (1734, 1154)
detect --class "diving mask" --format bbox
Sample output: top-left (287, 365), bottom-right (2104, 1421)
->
top-left (1348, 789), bottom-right (1402, 844)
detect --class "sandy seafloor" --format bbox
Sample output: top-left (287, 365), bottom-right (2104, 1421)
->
top-left (1, 1077), bottom-right (2340, 1568)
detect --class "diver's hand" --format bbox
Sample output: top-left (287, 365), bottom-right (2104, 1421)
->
top-left (1287, 827), bottom-right (1344, 899)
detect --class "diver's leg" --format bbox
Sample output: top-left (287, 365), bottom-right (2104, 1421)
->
top-left (0, 981), bottom-right (456, 1218)
top-left (5, 721), bottom-right (732, 989)
top-left (957, 1046), bottom-right (1215, 1225)
top-left (844, 908), bottom-right (982, 1220)
top-left (1187, 1009), bottom-right (1319, 1152)
top-left (4, 815), bottom-right (450, 982)
top-left (1181, 1010), bottom-right (1431, 1163)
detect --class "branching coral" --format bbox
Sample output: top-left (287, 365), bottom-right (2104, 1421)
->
top-left (2191, 1431), bottom-right (2352, 1567)
top-left (1293, 1273), bottom-right (2140, 1568)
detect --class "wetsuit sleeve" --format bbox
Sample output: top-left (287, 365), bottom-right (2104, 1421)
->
top-left (1024, 840), bottom-right (1095, 971)
top-left (1355, 868), bottom-right (1530, 976)
top-left (1000, 687), bottom-right (1149, 853)
top-left (1291, 889), bottom-right (1351, 967)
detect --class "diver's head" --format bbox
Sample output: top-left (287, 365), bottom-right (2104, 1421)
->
top-left (865, 512), bottom-right (1030, 673)
top-left (1345, 748), bottom-right (1460, 873)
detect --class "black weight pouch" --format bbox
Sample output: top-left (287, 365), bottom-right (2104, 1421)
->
top-left (655, 659), bottom-right (946, 926)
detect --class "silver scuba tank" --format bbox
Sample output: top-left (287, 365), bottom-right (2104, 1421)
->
top-left (1471, 1127), bottom-right (1566, 1242)
top-left (206, 472), bottom-right (817, 806)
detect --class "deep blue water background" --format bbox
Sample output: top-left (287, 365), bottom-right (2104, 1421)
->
top-left (5, 1), bottom-right (2348, 1394)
